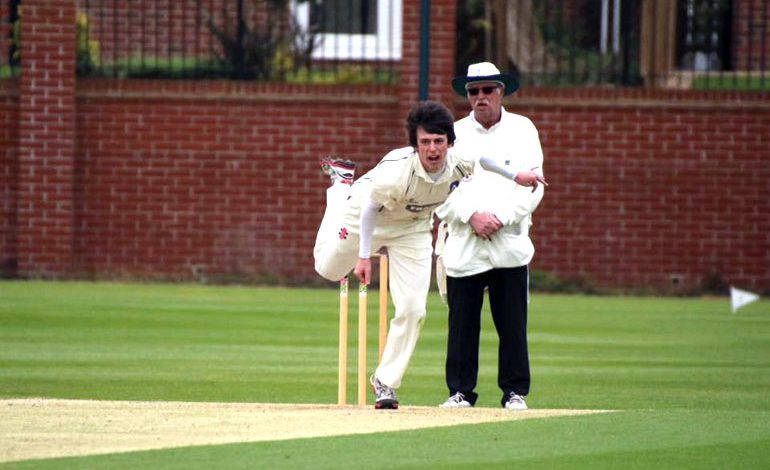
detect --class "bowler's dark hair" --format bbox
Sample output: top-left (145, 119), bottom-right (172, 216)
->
top-left (405, 101), bottom-right (456, 147)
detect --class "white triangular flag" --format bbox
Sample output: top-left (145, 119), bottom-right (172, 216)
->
top-left (730, 286), bottom-right (759, 313)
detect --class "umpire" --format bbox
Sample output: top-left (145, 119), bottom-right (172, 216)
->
top-left (435, 62), bottom-right (546, 410)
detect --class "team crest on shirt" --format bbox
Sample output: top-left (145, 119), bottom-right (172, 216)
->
top-left (405, 201), bottom-right (442, 213)
top-left (449, 175), bottom-right (472, 194)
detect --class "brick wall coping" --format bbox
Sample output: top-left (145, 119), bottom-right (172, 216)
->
top-left (76, 78), bottom-right (400, 104)
top-left (498, 86), bottom-right (770, 111)
top-left (7, 77), bottom-right (766, 109)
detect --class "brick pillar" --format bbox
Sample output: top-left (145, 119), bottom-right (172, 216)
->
top-left (399, 0), bottom-right (457, 110)
top-left (427, 0), bottom-right (457, 106)
top-left (17, 1), bottom-right (77, 277)
top-left (399, 0), bottom-right (422, 114)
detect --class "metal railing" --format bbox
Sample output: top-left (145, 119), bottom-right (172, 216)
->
top-left (510, 0), bottom-right (644, 87)
top-left (1, 0), bottom-right (20, 78)
top-left (460, 0), bottom-right (769, 91)
top-left (75, 0), bottom-right (399, 84)
top-left (6, 1), bottom-right (768, 90)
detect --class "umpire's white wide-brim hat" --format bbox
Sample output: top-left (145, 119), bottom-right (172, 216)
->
top-left (452, 62), bottom-right (519, 96)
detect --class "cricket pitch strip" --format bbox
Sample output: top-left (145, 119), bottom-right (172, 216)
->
top-left (1, 398), bottom-right (611, 463)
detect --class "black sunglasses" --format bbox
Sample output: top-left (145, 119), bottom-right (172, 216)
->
top-left (467, 86), bottom-right (498, 96)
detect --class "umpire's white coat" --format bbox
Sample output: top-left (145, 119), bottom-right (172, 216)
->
top-left (435, 110), bottom-right (545, 278)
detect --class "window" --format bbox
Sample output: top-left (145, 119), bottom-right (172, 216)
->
top-left (293, 0), bottom-right (402, 60)
top-left (676, 0), bottom-right (732, 71)
top-left (311, 0), bottom-right (378, 35)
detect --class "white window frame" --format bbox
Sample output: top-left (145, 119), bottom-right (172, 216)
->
top-left (292, 0), bottom-right (402, 61)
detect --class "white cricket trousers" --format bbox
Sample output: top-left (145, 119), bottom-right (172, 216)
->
top-left (314, 183), bottom-right (432, 389)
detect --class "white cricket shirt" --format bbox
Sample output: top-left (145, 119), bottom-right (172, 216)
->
top-left (343, 146), bottom-right (475, 238)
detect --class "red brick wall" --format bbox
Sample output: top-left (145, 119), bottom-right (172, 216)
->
top-left (17, 1), bottom-right (77, 277)
top-left (68, 81), bottom-right (770, 293)
top-left (2, 1), bottom-right (769, 293)
top-left (0, 80), bottom-right (19, 277)
top-left (478, 87), bottom-right (770, 293)
top-left (73, 80), bottom-right (404, 282)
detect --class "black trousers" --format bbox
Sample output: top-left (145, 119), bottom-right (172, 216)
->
top-left (445, 265), bottom-right (530, 406)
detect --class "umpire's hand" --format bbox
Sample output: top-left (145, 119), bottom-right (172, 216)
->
top-left (470, 212), bottom-right (502, 240)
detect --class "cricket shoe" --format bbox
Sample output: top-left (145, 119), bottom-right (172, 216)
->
top-left (439, 392), bottom-right (472, 408)
top-left (320, 156), bottom-right (356, 185)
top-left (503, 392), bottom-right (528, 410)
top-left (370, 375), bottom-right (399, 410)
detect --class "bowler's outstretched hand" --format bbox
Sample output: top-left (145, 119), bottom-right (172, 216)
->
top-left (354, 258), bottom-right (371, 285)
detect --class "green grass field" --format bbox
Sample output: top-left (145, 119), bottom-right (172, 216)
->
top-left (1, 281), bottom-right (769, 469)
